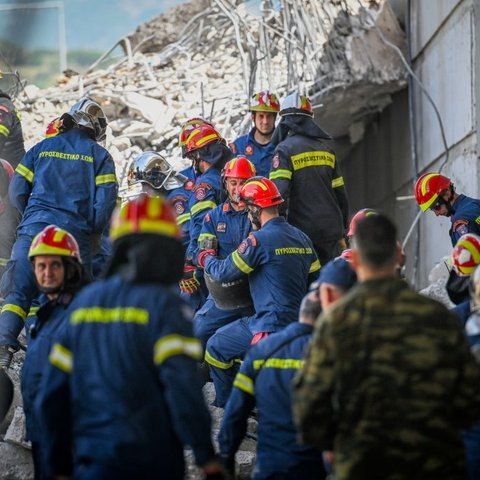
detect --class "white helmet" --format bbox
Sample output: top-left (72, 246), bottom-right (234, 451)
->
top-left (67, 97), bottom-right (107, 142)
top-left (279, 92), bottom-right (314, 117)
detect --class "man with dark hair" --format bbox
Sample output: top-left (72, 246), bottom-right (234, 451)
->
top-left (293, 213), bottom-right (480, 480)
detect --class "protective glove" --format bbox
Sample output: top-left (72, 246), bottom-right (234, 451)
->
top-left (179, 260), bottom-right (201, 294)
top-left (251, 332), bottom-right (270, 345)
top-left (0, 345), bottom-right (16, 370)
top-left (198, 235), bottom-right (218, 252)
top-left (197, 249), bottom-right (216, 269)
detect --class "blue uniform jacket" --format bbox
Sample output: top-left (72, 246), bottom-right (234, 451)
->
top-left (10, 128), bottom-right (117, 238)
top-left (231, 128), bottom-right (275, 178)
top-left (195, 200), bottom-right (252, 263)
top-left (449, 195), bottom-right (480, 246)
top-left (167, 174), bottom-right (195, 248)
top-left (204, 217), bottom-right (320, 332)
top-left (34, 275), bottom-right (215, 479)
top-left (186, 167), bottom-right (224, 259)
top-left (219, 322), bottom-right (325, 478)
top-left (21, 293), bottom-right (75, 442)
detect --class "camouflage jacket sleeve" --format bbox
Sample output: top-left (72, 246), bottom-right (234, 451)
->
top-left (292, 315), bottom-right (336, 450)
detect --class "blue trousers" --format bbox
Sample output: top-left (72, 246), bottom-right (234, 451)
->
top-left (194, 297), bottom-right (254, 347)
top-left (205, 316), bottom-right (255, 407)
top-left (0, 230), bottom-right (92, 348)
top-left (463, 422), bottom-right (480, 480)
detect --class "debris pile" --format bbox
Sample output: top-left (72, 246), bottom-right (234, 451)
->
top-left (16, 0), bottom-right (407, 195)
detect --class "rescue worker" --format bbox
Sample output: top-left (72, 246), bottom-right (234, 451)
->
top-left (126, 151), bottom-right (192, 246)
top-left (0, 159), bottom-right (20, 278)
top-left (35, 195), bottom-right (224, 480)
top-left (269, 92), bottom-right (349, 265)
top-left (230, 90), bottom-right (280, 177)
top-left (346, 208), bottom-right (378, 244)
top-left (415, 173), bottom-right (480, 306)
top-left (218, 257), bottom-right (356, 480)
top-left (293, 214), bottom-right (480, 480)
top-left (415, 172), bottom-right (480, 245)
top-left (450, 233), bottom-right (480, 325)
top-left (0, 89), bottom-right (25, 169)
top-left (21, 225), bottom-right (89, 480)
top-left (199, 177), bottom-right (320, 407)
top-left (0, 97), bottom-right (118, 369)
top-left (193, 156), bottom-right (256, 347)
top-left (180, 124), bottom-right (232, 302)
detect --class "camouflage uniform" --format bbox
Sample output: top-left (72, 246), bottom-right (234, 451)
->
top-left (293, 278), bottom-right (480, 480)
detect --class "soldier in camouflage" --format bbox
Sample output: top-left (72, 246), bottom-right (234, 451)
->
top-left (293, 213), bottom-right (480, 480)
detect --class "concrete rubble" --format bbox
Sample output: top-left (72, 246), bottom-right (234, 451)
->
top-left (1, 1), bottom-right (409, 478)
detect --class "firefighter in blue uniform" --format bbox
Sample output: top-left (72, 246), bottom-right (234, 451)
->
top-left (180, 124), bottom-right (233, 305)
top-left (34, 195), bottom-right (224, 480)
top-left (230, 90), bottom-right (280, 178)
top-left (193, 156), bottom-right (256, 346)
top-left (21, 225), bottom-right (89, 480)
top-left (0, 97), bottom-right (118, 369)
top-left (269, 93), bottom-right (349, 265)
top-left (0, 89), bottom-right (25, 169)
top-left (415, 172), bottom-right (480, 246)
top-left (198, 177), bottom-right (320, 407)
top-left (218, 257), bottom-right (356, 479)
top-left (415, 173), bottom-right (480, 307)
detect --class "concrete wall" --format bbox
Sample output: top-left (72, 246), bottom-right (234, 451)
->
top-left (341, 0), bottom-right (479, 288)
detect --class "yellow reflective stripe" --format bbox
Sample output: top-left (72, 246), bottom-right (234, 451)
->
top-left (176, 212), bottom-right (190, 225)
top-left (95, 173), bottom-right (117, 185)
top-left (0, 124), bottom-right (9, 137)
top-left (49, 343), bottom-right (73, 373)
top-left (233, 372), bottom-right (254, 395)
top-left (419, 173), bottom-right (441, 211)
top-left (458, 236), bottom-right (480, 264)
top-left (332, 176), bottom-right (344, 188)
top-left (269, 169), bottom-right (292, 180)
top-left (0, 258), bottom-right (8, 266)
top-left (190, 200), bottom-right (216, 216)
top-left (198, 233), bottom-right (216, 240)
top-left (232, 250), bottom-right (253, 274)
top-left (111, 218), bottom-right (179, 239)
top-left (1, 303), bottom-right (27, 321)
top-left (291, 151), bottom-right (335, 171)
top-left (71, 307), bottom-right (149, 325)
top-left (309, 259), bottom-right (321, 273)
top-left (196, 133), bottom-right (219, 147)
top-left (154, 334), bottom-right (203, 365)
top-left (27, 306), bottom-right (40, 317)
top-left (205, 349), bottom-right (234, 369)
top-left (253, 358), bottom-right (304, 370)
top-left (15, 164), bottom-right (34, 183)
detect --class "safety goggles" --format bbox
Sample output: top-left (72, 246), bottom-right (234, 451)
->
top-left (430, 193), bottom-right (448, 212)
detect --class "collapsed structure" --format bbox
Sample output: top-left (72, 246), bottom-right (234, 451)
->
top-left (0, 1), bottom-right (408, 478)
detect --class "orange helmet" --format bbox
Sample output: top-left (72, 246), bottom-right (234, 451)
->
top-left (0, 159), bottom-right (14, 181)
top-left (240, 176), bottom-right (284, 209)
top-left (280, 92), bottom-right (313, 117)
top-left (28, 225), bottom-right (81, 261)
top-left (415, 173), bottom-right (452, 212)
top-left (452, 233), bottom-right (480, 276)
top-left (110, 194), bottom-right (181, 242)
top-left (250, 90), bottom-right (280, 113)
top-left (222, 156), bottom-right (256, 180)
top-left (178, 118), bottom-right (213, 150)
top-left (347, 208), bottom-right (379, 238)
top-left (45, 117), bottom-right (64, 138)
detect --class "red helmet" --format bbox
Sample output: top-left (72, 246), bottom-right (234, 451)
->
top-left (452, 233), bottom-right (480, 276)
top-left (0, 159), bottom-right (14, 181)
top-left (110, 194), bottom-right (181, 242)
top-left (178, 117), bottom-right (213, 148)
top-left (415, 173), bottom-right (452, 212)
top-left (28, 225), bottom-right (81, 261)
top-left (347, 208), bottom-right (379, 238)
top-left (239, 176), bottom-right (284, 209)
top-left (185, 124), bottom-right (223, 154)
top-left (222, 156), bottom-right (256, 180)
top-left (250, 90), bottom-right (280, 113)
